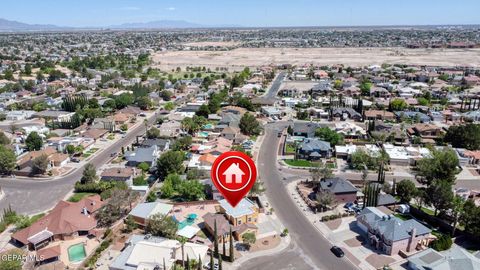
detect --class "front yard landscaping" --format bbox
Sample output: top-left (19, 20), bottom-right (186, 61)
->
top-left (284, 159), bottom-right (315, 167)
top-left (68, 192), bottom-right (95, 202)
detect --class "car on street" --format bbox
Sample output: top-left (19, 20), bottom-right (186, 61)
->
top-left (330, 246), bottom-right (345, 258)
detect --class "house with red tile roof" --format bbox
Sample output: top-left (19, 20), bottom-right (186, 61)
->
top-left (11, 195), bottom-right (104, 250)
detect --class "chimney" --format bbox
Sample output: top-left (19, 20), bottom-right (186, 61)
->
top-left (407, 227), bottom-right (417, 252)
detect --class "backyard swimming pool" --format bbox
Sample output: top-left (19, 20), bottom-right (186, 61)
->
top-left (68, 243), bottom-right (87, 263)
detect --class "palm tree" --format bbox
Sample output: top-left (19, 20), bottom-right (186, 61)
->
top-left (143, 119), bottom-right (148, 135)
top-left (178, 236), bottom-right (188, 268)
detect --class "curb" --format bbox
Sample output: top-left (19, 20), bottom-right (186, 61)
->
top-left (228, 235), bottom-right (292, 269)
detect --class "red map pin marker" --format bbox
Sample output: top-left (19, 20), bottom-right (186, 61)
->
top-left (211, 151), bottom-right (257, 207)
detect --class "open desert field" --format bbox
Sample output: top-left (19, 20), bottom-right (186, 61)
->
top-left (152, 47), bottom-right (480, 71)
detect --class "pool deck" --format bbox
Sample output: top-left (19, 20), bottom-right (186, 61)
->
top-left (41, 236), bottom-right (101, 268)
top-left (171, 202), bottom-right (218, 229)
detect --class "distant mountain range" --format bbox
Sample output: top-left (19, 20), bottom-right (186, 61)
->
top-left (0, 18), bottom-right (239, 31)
top-left (0, 18), bottom-right (66, 31)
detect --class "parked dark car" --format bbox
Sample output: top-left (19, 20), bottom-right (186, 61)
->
top-left (330, 246), bottom-right (345, 257)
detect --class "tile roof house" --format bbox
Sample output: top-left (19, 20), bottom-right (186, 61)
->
top-left (318, 178), bottom-right (358, 204)
top-left (407, 123), bottom-right (444, 141)
top-left (408, 245), bottom-right (480, 270)
top-left (364, 110), bottom-right (396, 121)
top-left (297, 138), bottom-right (332, 160)
top-left (11, 195), bottom-right (104, 250)
top-left (356, 207), bottom-right (432, 255)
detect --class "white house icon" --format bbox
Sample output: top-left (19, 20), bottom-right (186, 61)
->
top-left (222, 163), bottom-right (245, 184)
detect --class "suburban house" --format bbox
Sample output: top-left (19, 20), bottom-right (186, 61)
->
top-left (16, 147), bottom-right (70, 174)
top-left (407, 123), bottom-right (444, 142)
top-left (408, 245), bottom-right (480, 270)
top-left (318, 178), bottom-right (358, 203)
top-left (129, 202), bottom-right (173, 228)
top-left (33, 110), bottom-right (75, 122)
top-left (140, 138), bottom-right (170, 151)
top-left (124, 145), bottom-right (159, 167)
top-left (101, 167), bottom-right (138, 186)
top-left (331, 108), bottom-right (362, 121)
top-left (291, 122), bottom-right (319, 138)
top-left (221, 126), bottom-right (248, 144)
top-left (109, 234), bottom-right (209, 270)
top-left (297, 138), bottom-right (332, 160)
top-left (11, 195), bottom-right (104, 250)
top-left (356, 207), bottom-right (432, 255)
top-left (364, 110), bottom-right (396, 121)
top-left (202, 213), bottom-right (234, 243)
top-left (80, 128), bottom-right (109, 141)
top-left (159, 120), bottom-right (182, 138)
top-left (219, 198), bottom-right (259, 226)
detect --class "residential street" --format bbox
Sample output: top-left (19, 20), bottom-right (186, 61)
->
top-left (0, 112), bottom-right (159, 215)
top-left (248, 122), bottom-right (357, 270)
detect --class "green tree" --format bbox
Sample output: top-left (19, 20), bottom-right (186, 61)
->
top-left (239, 113), bottom-right (261, 136)
top-left (396, 179), bottom-right (417, 203)
top-left (164, 102), bottom-right (175, 111)
top-left (460, 200), bottom-right (480, 238)
top-left (146, 191), bottom-right (157, 202)
top-left (316, 190), bottom-right (335, 211)
top-left (81, 163), bottom-right (98, 184)
top-left (177, 180), bottom-right (205, 201)
top-left (0, 131), bottom-right (10, 145)
top-left (196, 104), bottom-right (210, 118)
top-left (137, 162), bottom-right (150, 173)
top-left (31, 154), bottom-right (49, 175)
top-left (24, 63), bottom-right (32, 75)
top-left (242, 232), bottom-right (256, 250)
top-left (314, 127), bottom-right (344, 146)
top-left (146, 127), bottom-right (161, 139)
top-left (156, 151), bottom-right (185, 179)
top-left (425, 180), bottom-right (454, 216)
top-left (350, 149), bottom-right (377, 170)
top-left (136, 96), bottom-right (152, 110)
top-left (65, 144), bottom-right (76, 155)
top-left (25, 131), bottom-right (43, 151)
top-left (172, 136), bottom-right (193, 151)
top-left (359, 81), bottom-right (372, 96)
top-left (0, 146), bottom-right (16, 175)
top-left (123, 215), bottom-right (137, 233)
top-left (145, 213), bottom-right (178, 238)
top-left (390, 99), bottom-right (408, 111)
top-left (417, 148), bottom-right (459, 185)
top-left (450, 195), bottom-right (464, 236)
top-left (444, 124), bottom-right (480, 150)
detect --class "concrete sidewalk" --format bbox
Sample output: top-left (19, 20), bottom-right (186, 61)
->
top-left (227, 235), bottom-right (292, 270)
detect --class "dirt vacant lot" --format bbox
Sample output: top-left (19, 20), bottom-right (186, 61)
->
top-left (152, 47), bottom-right (480, 71)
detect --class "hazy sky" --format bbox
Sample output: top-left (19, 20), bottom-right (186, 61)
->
top-left (2, 0), bottom-right (480, 27)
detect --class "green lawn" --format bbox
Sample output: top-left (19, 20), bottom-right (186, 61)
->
top-left (393, 213), bottom-right (409, 221)
top-left (30, 213), bottom-right (45, 223)
top-left (68, 192), bottom-right (95, 202)
top-left (411, 204), bottom-right (436, 216)
top-left (285, 144), bottom-right (296, 154)
top-left (284, 159), bottom-right (315, 167)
